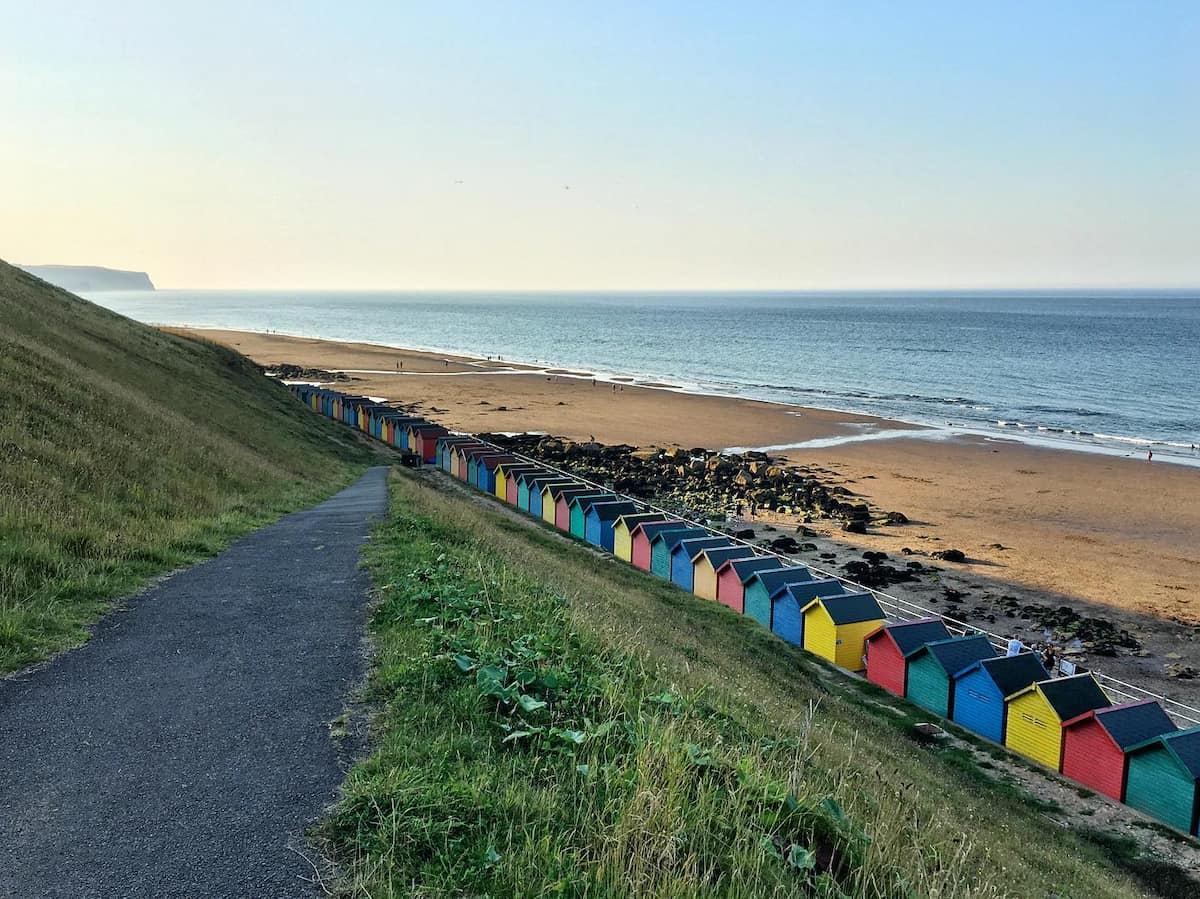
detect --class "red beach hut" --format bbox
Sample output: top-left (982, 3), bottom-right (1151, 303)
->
top-left (1061, 700), bottom-right (1177, 801)
top-left (629, 521), bottom-right (688, 572)
top-left (863, 618), bottom-right (953, 697)
top-left (714, 556), bottom-right (783, 614)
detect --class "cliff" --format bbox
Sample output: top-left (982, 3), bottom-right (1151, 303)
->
top-left (17, 264), bottom-right (155, 292)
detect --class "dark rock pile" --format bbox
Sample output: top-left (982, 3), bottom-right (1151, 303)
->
top-left (264, 363), bottom-right (358, 382)
top-left (481, 433), bottom-right (910, 528)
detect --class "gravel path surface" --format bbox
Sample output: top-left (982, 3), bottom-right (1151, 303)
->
top-left (0, 466), bottom-right (389, 899)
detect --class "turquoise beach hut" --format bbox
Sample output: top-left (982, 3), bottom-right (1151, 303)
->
top-left (905, 635), bottom-right (997, 718)
top-left (741, 567), bottom-right (812, 630)
top-left (569, 493), bottom-right (616, 539)
top-left (584, 500), bottom-right (638, 550)
top-left (649, 528), bottom-right (709, 580)
top-left (1124, 726), bottom-right (1200, 835)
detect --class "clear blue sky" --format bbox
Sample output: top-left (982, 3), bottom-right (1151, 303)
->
top-left (2, 1), bottom-right (1197, 288)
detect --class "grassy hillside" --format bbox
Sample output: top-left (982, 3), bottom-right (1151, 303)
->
top-left (325, 469), bottom-right (1189, 898)
top-left (0, 259), bottom-right (376, 673)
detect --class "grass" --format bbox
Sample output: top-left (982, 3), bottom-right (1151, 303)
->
top-left (322, 469), bottom-right (1165, 898)
top-left (0, 260), bottom-right (378, 673)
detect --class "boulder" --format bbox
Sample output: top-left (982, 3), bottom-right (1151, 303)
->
top-left (932, 549), bottom-right (967, 563)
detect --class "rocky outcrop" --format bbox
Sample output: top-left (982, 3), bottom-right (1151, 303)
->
top-left (480, 433), bottom-right (910, 529)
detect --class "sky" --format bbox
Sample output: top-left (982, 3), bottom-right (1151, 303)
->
top-left (1, 1), bottom-right (1197, 290)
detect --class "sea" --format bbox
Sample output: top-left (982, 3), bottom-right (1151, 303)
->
top-left (88, 289), bottom-right (1200, 466)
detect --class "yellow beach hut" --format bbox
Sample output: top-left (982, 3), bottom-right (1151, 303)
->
top-left (612, 513), bottom-right (671, 562)
top-left (1004, 674), bottom-right (1111, 770)
top-left (691, 545), bottom-right (757, 600)
top-left (800, 592), bottom-right (885, 671)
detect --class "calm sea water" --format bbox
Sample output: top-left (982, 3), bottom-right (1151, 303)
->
top-left (89, 289), bottom-right (1200, 463)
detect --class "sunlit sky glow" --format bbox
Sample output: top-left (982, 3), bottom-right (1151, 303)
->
top-left (1, 1), bottom-right (1197, 289)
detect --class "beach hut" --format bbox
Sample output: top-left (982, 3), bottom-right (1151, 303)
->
top-left (770, 578), bottom-right (847, 648)
top-left (742, 567), bottom-right (813, 630)
top-left (466, 450), bottom-right (505, 489)
top-left (714, 557), bottom-right (783, 614)
top-left (518, 472), bottom-right (562, 514)
top-left (410, 425), bottom-right (448, 463)
top-left (556, 488), bottom-right (606, 531)
top-left (450, 442), bottom-right (484, 479)
top-left (951, 653), bottom-right (1050, 744)
top-left (569, 493), bottom-right (617, 538)
top-left (691, 545), bottom-right (757, 600)
top-left (543, 482), bottom-right (587, 525)
top-left (670, 537), bottom-right (732, 591)
top-left (864, 618), bottom-right (953, 698)
top-left (531, 479), bottom-right (575, 519)
top-left (435, 436), bottom-right (469, 471)
top-left (800, 592), bottom-right (886, 671)
top-left (1004, 675), bottom-right (1112, 770)
top-left (501, 464), bottom-right (544, 504)
top-left (1061, 701), bottom-right (1177, 801)
top-left (649, 528), bottom-right (709, 580)
top-left (584, 500), bottom-right (639, 550)
top-left (904, 635), bottom-right (997, 718)
top-left (613, 513), bottom-right (672, 562)
top-left (461, 445), bottom-right (496, 482)
top-left (478, 454), bottom-right (516, 493)
top-left (1124, 727), bottom-right (1200, 836)
top-left (630, 521), bottom-right (687, 572)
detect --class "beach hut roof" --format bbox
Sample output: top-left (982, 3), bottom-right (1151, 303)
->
top-left (517, 470), bottom-right (557, 485)
top-left (866, 618), bottom-right (951, 656)
top-left (589, 500), bottom-right (639, 522)
top-left (906, 635), bottom-right (995, 675)
top-left (569, 491), bottom-right (614, 509)
top-left (1127, 726), bottom-right (1200, 778)
top-left (675, 536), bottom-right (731, 559)
top-left (615, 512), bottom-right (671, 530)
top-left (1007, 674), bottom-right (1111, 719)
top-left (651, 527), bottom-right (709, 551)
top-left (481, 454), bottom-right (516, 470)
top-left (800, 591), bottom-right (885, 625)
top-left (1063, 700), bottom-right (1177, 750)
top-left (631, 520), bottom-right (687, 541)
top-left (769, 577), bottom-right (844, 602)
top-left (719, 556), bottom-right (783, 583)
top-left (548, 483), bottom-right (592, 499)
top-left (953, 652), bottom-right (1049, 694)
top-left (745, 567), bottom-right (812, 594)
top-left (695, 546), bottom-right (755, 568)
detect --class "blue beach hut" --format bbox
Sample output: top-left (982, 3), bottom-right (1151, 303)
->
top-left (584, 500), bottom-right (638, 550)
top-left (670, 537), bottom-right (733, 591)
top-left (950, 652), bottom-right (1049, 743)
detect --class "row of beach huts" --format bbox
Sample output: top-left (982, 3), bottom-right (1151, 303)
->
top-left (290, 384), bottom-right (1200, 838)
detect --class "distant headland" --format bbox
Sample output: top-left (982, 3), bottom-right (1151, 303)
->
top-left (18, 264), bottom-right (155, 292)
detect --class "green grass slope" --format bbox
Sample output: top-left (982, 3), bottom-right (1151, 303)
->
top-left (0, 259), bottom-right (375, 673)
top-left (325, 469), bottom-right (1189, 898)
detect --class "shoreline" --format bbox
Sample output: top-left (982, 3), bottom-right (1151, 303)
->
top-left (180, 325), bottom-right (1200, 467)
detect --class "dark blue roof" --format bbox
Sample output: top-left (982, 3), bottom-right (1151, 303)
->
top-left (746, 567), bottom-right (813, 594)
top-left (588, 500), bottom-right (638, 521)
top-left (698, 546), bottom-right (756, 568)
top-left (880, 618), bottom-right (952, 656)
top-left (676, 536), bottom-right (733, 559)
top-left (1129, 726), bottom-right (1200, 779)
top-left (779, 579), bottom-right (846, 605)
top-left (616, 512), bottom-right (671, 529)
top-left (1091, 702), bottom-right (1177, 750)
top-left (725, 557), bottom-right (785, 583)
top-left (806, 591), bottom-right (885, 625)
top-left (567, 491), bottom-right (613, 507)
top-left (632, 520), bottom-right (686, 541)
top-left (913, 635), bottom-right (995, 675)
top-left (652, 527), bottom-right (709, 550)
top-left (1037, 675), bottom-right (1112, 720)
top-left (958, 653), bottom-right (1049, 696)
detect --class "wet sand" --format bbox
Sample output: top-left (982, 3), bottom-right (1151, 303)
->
top-left (185, 329), bottom-right (1200, 660)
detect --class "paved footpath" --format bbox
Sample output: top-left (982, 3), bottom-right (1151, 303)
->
top-left (0, 467), bottom-right (390, 899)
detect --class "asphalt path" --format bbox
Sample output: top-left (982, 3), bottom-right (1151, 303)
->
top-left (0, 466), bottom-right (389, 899)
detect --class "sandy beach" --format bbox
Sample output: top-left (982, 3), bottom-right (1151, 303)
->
top-left (186, 327), bottom-right (1200, 700)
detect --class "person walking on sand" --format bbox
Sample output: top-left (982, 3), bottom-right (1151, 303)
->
top-left (1147, 449), bottom-right (1153, 462)
top-left (748, 499), bottom-right (757, 519)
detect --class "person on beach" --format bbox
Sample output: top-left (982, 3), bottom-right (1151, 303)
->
top-left (748, 499), bottom-right (757, 519)
top-left (735, 502), bottom-right (745, 519)
top-left (1147, 449), bottom-right (1153, 462)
